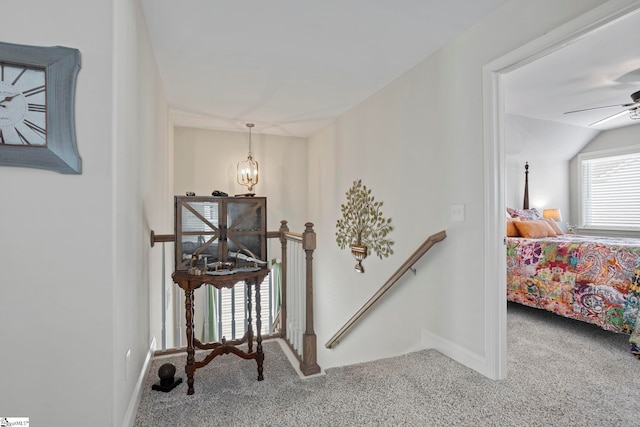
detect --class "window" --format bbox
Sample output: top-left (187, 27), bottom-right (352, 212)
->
top-left (579, 146), bottom-right (640, 230)
top-left (200, 273), bottom-right (275, 343)
top-left (217, 274), bottom-right (274, 340)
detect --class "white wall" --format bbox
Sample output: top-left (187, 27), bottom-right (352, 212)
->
top-left (308, 0), bottom-right (606, 374)
top-left (0, 1), bottom-right (171, 426)
top-left (173, 127), bottom-right (308, 232)
top-left (0, 0), bottom-right (114, 424)
top-left (113, 1), bottom-right (172, 426)
top-left (505, 114), bottom-right (598, 226)
top-left (573, 122), bottom-right (640, 154)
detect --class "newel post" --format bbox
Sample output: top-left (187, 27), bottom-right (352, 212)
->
top-left (279, 220), bottom-right (289, 338)
top-left (301, 222), bottom-right (321, 375)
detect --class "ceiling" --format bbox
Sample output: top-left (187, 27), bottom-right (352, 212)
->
top-left (140, 0), bottom-right (509, 137)
top-left (504, 10), bottom-right (640, 132)
top-left (140, 1), bottom-right (640, 138)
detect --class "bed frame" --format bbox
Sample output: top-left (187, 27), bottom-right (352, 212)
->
top-left (523, 161), bottom-right (529, 209)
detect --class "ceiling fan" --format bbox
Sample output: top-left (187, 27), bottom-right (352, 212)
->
top-left (564, 90), bottom-right (640, 126)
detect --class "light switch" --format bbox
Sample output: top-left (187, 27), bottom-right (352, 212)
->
top-left (450, 204), bottom-right (465, 221)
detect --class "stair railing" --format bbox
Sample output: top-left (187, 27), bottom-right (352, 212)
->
top-left (325, 230), bottom-right (447, 349)
top-left (276, 220), bottom-right (321, 376)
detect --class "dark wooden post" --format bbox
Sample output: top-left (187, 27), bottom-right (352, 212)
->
top-left (300, 222), bottom-right (321, 375)
top-left (523, 162), bottom-right (529, 209)
top-left (279, 220), bottom-right (289, 338)
top-left (184, 288), bottom-right (196, 394)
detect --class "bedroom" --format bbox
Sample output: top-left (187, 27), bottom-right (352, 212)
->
top-left (501, 9), bottom-right (640, 358)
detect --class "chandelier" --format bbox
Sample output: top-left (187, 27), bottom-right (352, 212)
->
top-left (237, 123), bottom-right (259, 191)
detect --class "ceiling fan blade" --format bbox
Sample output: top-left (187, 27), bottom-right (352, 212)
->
top-left (589, 109), bottom-right (629, 126)
top-left (564, 104), bottom-right (627, 114)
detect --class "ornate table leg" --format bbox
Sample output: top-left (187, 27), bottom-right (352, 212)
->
top-left (185, 288), bottom-right (196, 395)
top-left (246, 281), bottom-right (253, 353)
top-left (255, 281), bottom-right (264, 381)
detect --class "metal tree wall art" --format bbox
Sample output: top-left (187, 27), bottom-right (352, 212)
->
top-left (336, 179), bottom-right (394, 272)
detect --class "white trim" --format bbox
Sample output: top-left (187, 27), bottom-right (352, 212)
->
top-left (482, 66), bottom-right (507, 380)
top-left (121, 337), bottom-right (156, 427)
top-left (578, 144), bottom-right (640, 161)
top-left (575, 227), bottom-right (640, 238)
top-left (421, 329), bottom-right (487, 376)
top-left (482, 0), bottom-right (640, 381)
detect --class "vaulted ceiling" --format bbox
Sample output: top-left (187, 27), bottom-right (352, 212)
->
top-left (504, 10), bottom-right (640, 132)
top-left (140, 1), bottom-right (640, 137)
top-left (140, 0), bottom-right (509, 137)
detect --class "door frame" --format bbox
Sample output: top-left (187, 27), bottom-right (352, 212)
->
top-left (482, 0), bottom-right (640, 380)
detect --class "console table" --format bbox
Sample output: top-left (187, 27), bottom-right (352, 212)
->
top-left (172, 268), bottom-right (270, 395)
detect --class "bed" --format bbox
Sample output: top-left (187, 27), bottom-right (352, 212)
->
top-left (506, 163), bottom-right (640, 358)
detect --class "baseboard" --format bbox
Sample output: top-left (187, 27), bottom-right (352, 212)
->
top-left (121, 336), bottom-right (156, 427)
top-left (276, 338), bottom-right (325, 379)
top-left (421, 329), bottom-right (491, 378)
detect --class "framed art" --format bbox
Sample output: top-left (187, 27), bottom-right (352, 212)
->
top-left (0, 41), bottom-right (81, 174)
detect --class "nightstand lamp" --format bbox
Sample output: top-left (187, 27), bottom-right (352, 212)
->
top-left (543, 208), bottom-right (562, 222)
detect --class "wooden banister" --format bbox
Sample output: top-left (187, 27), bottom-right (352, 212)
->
top-left (277, 221), bottom-right (321, 375)
top-left (325, 230), bottom-right (447, 349)
top-left (150, 230), bottom-right (174, 247)
top-left (300, 222), bottom-right (320, 375)
top-left (278, 221), bottom-right (289, 340)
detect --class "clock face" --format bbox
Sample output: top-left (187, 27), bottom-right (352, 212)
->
top-left (0, 63), bottom-right (46, 146)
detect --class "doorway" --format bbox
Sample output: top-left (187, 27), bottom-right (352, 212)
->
top-left (482, 0), bottom-right (640, 380)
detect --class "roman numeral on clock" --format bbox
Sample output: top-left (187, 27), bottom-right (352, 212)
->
top-left (0, 129), bottom-right (4, 144)
top-left (28, 103), bottom-right (46, 113)
top-left (15, 127), bottom-right (30, 145)
top-left (23, 85), bottom-right (45, 97)
top-left (24, 119), bottom-right (46, 136)
top-left (11, 69), bottom-right (26, 86)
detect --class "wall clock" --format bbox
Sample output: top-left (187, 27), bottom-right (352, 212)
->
top-left (0, 41), bottom-right (81, 174)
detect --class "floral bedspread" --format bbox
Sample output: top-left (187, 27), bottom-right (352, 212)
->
top-left (507, 234), bottom-right (640, 357)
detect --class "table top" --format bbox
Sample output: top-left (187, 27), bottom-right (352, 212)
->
top-left (172, 268), bottom-right (270, 291)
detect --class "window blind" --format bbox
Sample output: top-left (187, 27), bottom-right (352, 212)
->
top-left (581, 151), bottom-right (640, 229)
top-left (181, 201), bottom-right (219, 232)
top-left (217, 273), bottom-right (272, 340)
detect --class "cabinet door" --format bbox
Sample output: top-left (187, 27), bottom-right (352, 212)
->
top-left (175, 197), bottom-right (221, 271)
top-left (226, 198), bottom-right (267, 263)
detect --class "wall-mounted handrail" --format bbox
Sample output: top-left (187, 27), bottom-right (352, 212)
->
top-left (150, 230), bottom-right (174, 247)
top-left (325, 230), bottom-right (446, 349)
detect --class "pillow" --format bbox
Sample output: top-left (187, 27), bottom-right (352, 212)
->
top-left (507, 207), bottom-right (543, 221)
top-left (543, 218), bottom-right (563, 235)
top-left (513, 219), bottom-right (557, 238)
top-left (506, 217), bottom-right (521, 237)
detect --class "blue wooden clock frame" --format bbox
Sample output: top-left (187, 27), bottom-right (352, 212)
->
top-left (0, 41), bottom-right (81, 174)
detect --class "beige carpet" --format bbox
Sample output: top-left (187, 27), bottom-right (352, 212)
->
top-left (134, 302), bottom-right (640, 426)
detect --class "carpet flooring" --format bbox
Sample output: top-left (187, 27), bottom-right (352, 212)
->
top-left (133, 303), bottom-right (640, 426)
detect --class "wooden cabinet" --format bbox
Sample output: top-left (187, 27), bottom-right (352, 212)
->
top-left (174, 196), bottom-right (267, 272)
